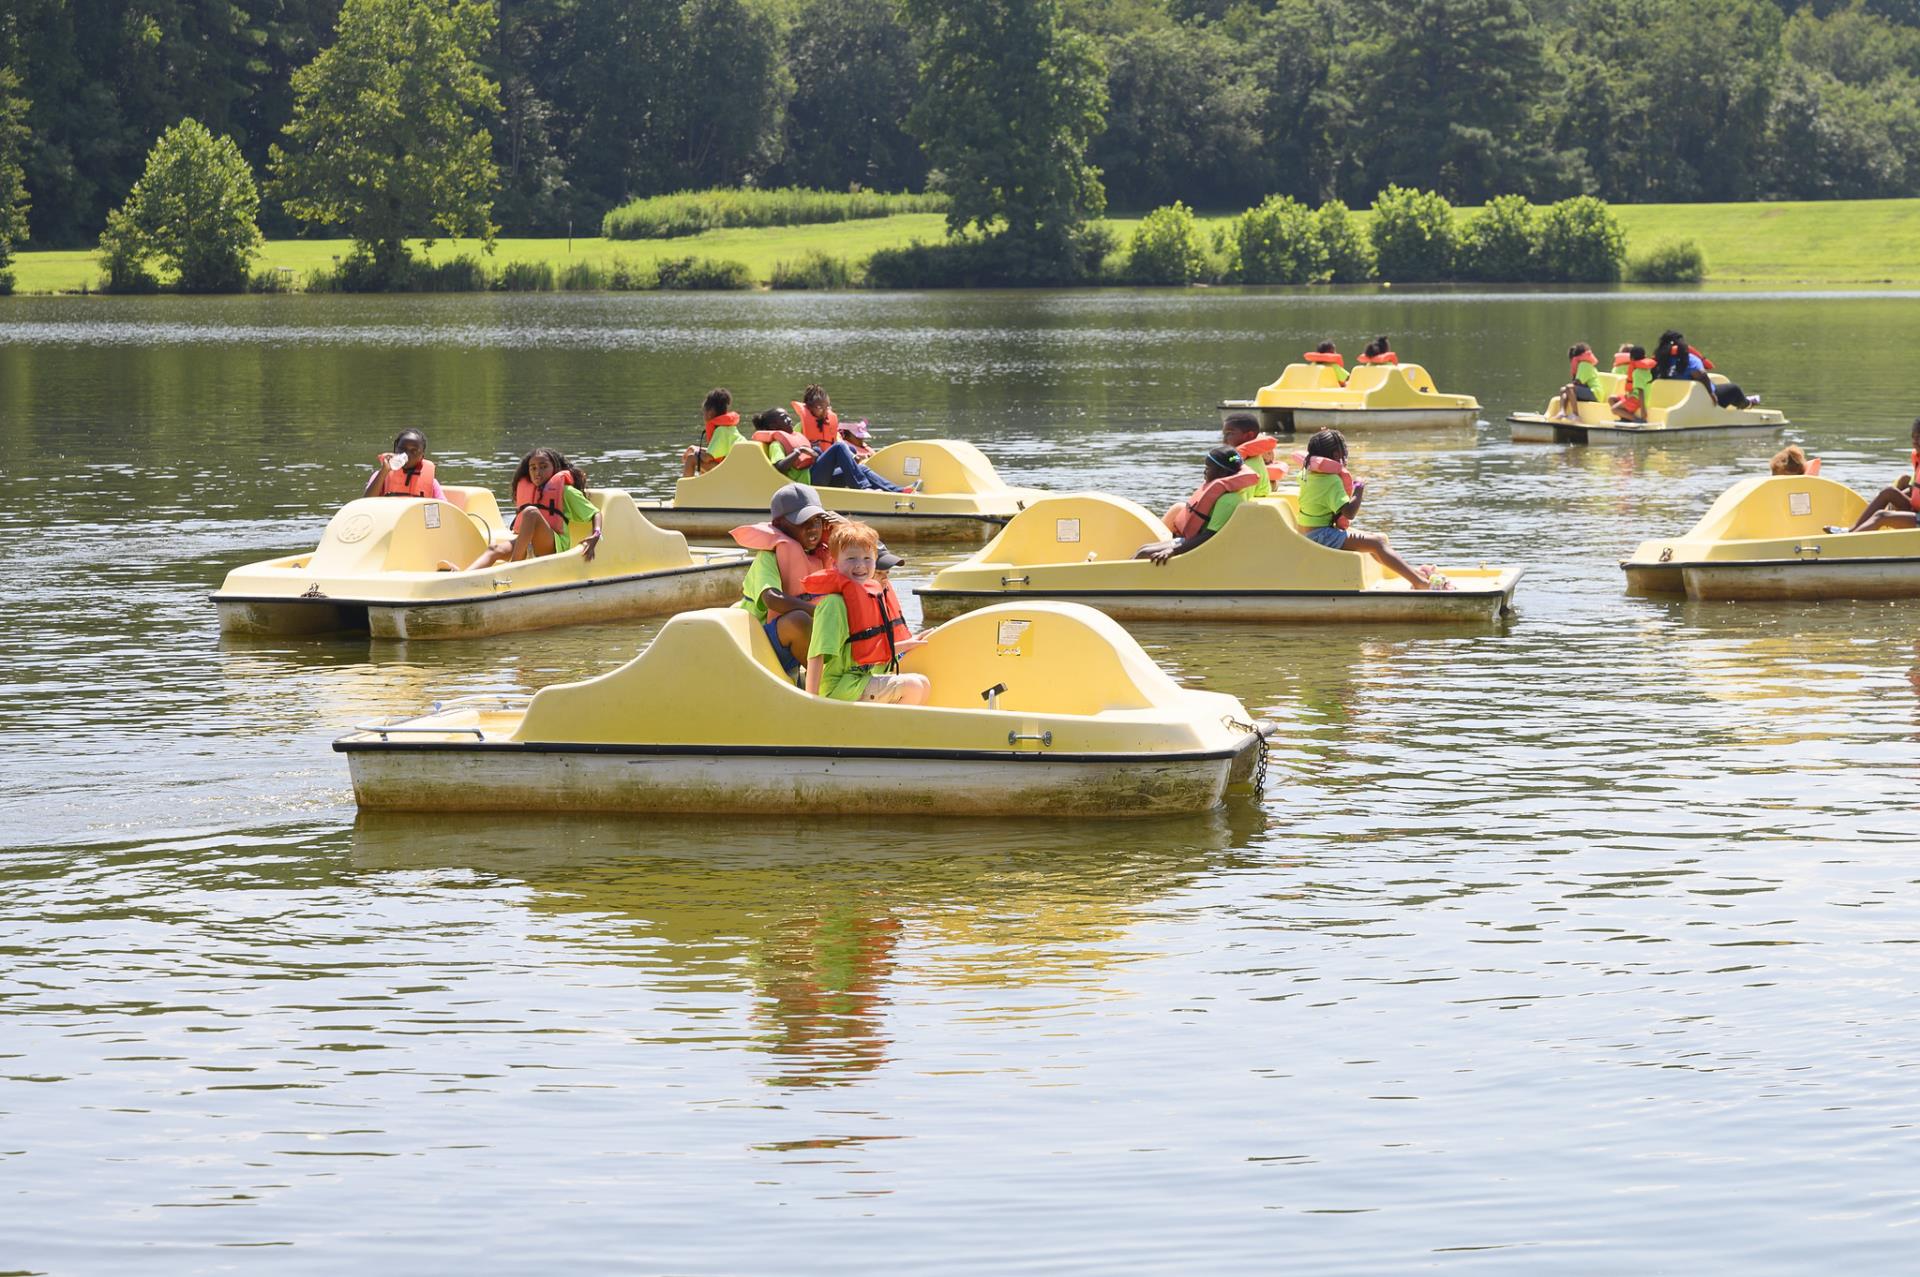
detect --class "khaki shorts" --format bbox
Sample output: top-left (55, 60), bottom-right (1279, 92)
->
top-left (860, 673), bottom-right (920, 704)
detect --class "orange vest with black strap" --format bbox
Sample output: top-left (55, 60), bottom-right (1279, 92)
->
top-left (1164, 470), bottom-right (1258, 539)
top-left (514, 471), bottom-right (574, 533)
top-left (793, 401), bottom-right (841, 450)
top-left (1570, 351), bottom-right (1598, 380)
top-left (1356, 352), bottom-right (1399, 365)
top-left (703, 411), bottom-right (740, 444)
top-left (1303, 351), bottom-right (1345, 367)
top-left (378, 456), bottom-right (436, 497)
top-left (800, 566), bottom-right (910, 669)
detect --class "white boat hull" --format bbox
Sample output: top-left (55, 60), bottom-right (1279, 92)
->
top-left (634, 502), bottom-right (1009, 543)
top-left (1674, 556), bottom-right (1920, 602)
top-left (1508, 414), bottom-right (1786, 445)
top-left (918, 579), bottom-right (1521, 625)
top-left (216, 560), bottom-right (745, 640)
top-left (339, 738), bottom-right (1265, 818)
top-left (1220, 402), bottom-right (1480, 434)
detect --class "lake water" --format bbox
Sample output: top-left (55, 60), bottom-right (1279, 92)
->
top-left (3, 288), bottom-right (1919, 1273)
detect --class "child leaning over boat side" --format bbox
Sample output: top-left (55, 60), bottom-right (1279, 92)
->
top-left (364, 428), bottom-right (445, 500)
top-left (802, 520), bottom-right (929, 705)
top-left (1137, 445), bottom-right (1258, 565)
top-left (445, 448), bottom-right (602, 572)
top-left (1839, 419), bottom-right (1920, 533)
top-left (681, 387), bottom-right (742, 477)
top-left (1293, 429), bottom-right (1451, 591)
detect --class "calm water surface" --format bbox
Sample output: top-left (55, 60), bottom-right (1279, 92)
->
top-left (2, 289), bottom-right (1918, 1273)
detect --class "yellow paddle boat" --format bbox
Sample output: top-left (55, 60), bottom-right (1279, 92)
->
top-left (334, 601), bottom-right (1274, 817)
top-left (635, 439), bottom-right (1045, 541)
top-left (916, 493), bottom-right (1522, 624)
top-left (1624, 474), bottom-right (1920, 600)
top-left (213, 488), bottom-right (747, 639)
top-left (1219, 361), bottom-right (1481, 434)
top-left (1510, 375), bottom-right (1786, 444)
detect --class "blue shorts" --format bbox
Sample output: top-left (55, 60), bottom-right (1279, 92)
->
top-left (1305, 525), bottom-right (1348, 549)
top-left (762, 616), bottom-right (805, 682)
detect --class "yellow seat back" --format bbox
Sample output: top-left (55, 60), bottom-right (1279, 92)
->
top-left (862, 440), bottom-right (1005, 495)
top-left (1704, 476), bottom-right (1866, 541)
top-left (308, 498), bottom-right (489, 575)
top-left (975, 494), bottom-right (1167, 565)
top-left (902, 607), bottom-right (1169, 715)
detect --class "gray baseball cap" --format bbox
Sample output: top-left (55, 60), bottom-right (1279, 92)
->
top-left (770, 482), bottom-right (827, 523)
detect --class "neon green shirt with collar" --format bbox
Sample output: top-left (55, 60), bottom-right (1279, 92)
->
top-left (1297, 471), bottom-right (1350, 529)
top-left (807, 593), bottom-right (877, 701)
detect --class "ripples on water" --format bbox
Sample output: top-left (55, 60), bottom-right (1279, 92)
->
top-left (2, 291), bottom-right (1918, 1273)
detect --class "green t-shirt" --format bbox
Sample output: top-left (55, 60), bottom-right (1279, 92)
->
top-left (738, 549), bottom-right (784, 625)
top-left (1205, 488), bottom-right (1246, 533)
top-left (807, 593), bottom-right (875, 701)
top-left (1297, 471), bottom-right (1350, 529)
top-left (1573, 360), bottom-right (1602, 393)
top-left (551, 485), bottom-right (598, 552)
top-left (708, 423), bottom-right (746, 459)
top-left (1245, 455), bottom-right (1273, 499)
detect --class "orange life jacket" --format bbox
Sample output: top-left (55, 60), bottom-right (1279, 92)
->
top-left (1164, 470), bottom-right (1258, 539)
top-left (1613, 353), bottom-right (1655, 373)
top-left (1303, 351), bottom-right (1345, 367)
top-left (731, 522), bottom-right (832, 594)
top-left (793, 401), bottom-right (841, 450)
top-left (1236, 435), bottom-right (1289, 482)
top-left (1689, 346), bottom-right (1714, 371)
top-left (377, 455), bottom-right (436, 497)
top-left (703, 411), bottom-right (740, 444)
top-left (514, 471), bottom-right (574, 533)
top-left (800, 566), bottom-right (910, 669)
top-left (1570, 351), bottom-right (1598, 380)
top-left (753, 429), bottom-right (818, 470)
top-left (1356, 352), bottom-right (1399, 365)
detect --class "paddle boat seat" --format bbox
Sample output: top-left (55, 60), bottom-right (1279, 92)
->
top-left (1253, 363), bottom-right (1474, 412)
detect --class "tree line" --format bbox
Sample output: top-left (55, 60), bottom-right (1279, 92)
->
top-left (1, 0), bottom-right (1917, 277)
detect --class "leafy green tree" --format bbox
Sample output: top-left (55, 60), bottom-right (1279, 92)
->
top-left (1369, 185), bottom-right (1456, 280)
top-left (905, 0), bottom-right (1108, 277)
top-left (781, 0), bottom-right (926, 192)
top-left (1125, 200), bottom-right (1209, 283)
top-left (566, 0), bottom-right (790, 215)
top-left (1094, 25), bottom-right (1263, 209)
top-left (96, 118), bottom-right (262, 292)
top-left (1230, 194), bottom-right (1321, 283)
top-left (1342, 0), bottom-right (1565, 200)
top-left (1458, 194), bottom-right (1536, 281)
top-left (0, 67), bottom-right (29, 293)
top-left (271, 0), bottom-right (501, 282)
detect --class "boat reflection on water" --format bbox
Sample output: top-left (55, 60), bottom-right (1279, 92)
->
top-left (349, 807), bottom-right (1271, 1088)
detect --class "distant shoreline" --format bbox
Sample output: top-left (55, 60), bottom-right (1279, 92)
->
top-left (10, 198), bottom-right (1920, 294)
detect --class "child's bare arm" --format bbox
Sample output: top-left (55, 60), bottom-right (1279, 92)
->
top-left (805, 655), bottom-right (824, 697)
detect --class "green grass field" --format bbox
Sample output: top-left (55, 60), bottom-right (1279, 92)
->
top-left (8, 199), bottom-right (1916, 292)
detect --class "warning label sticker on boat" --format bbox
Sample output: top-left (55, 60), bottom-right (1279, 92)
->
top-left (903, 456), bottom-right (922, 477)
top-left (424, 503), bottom-right (441, 528)
top-left (1789, 491), bottom-right (1811, 516)
top-left (1056, 518), bottom-right (1080, 542)
top-left (996, 620), bottom-right (1030, 657)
